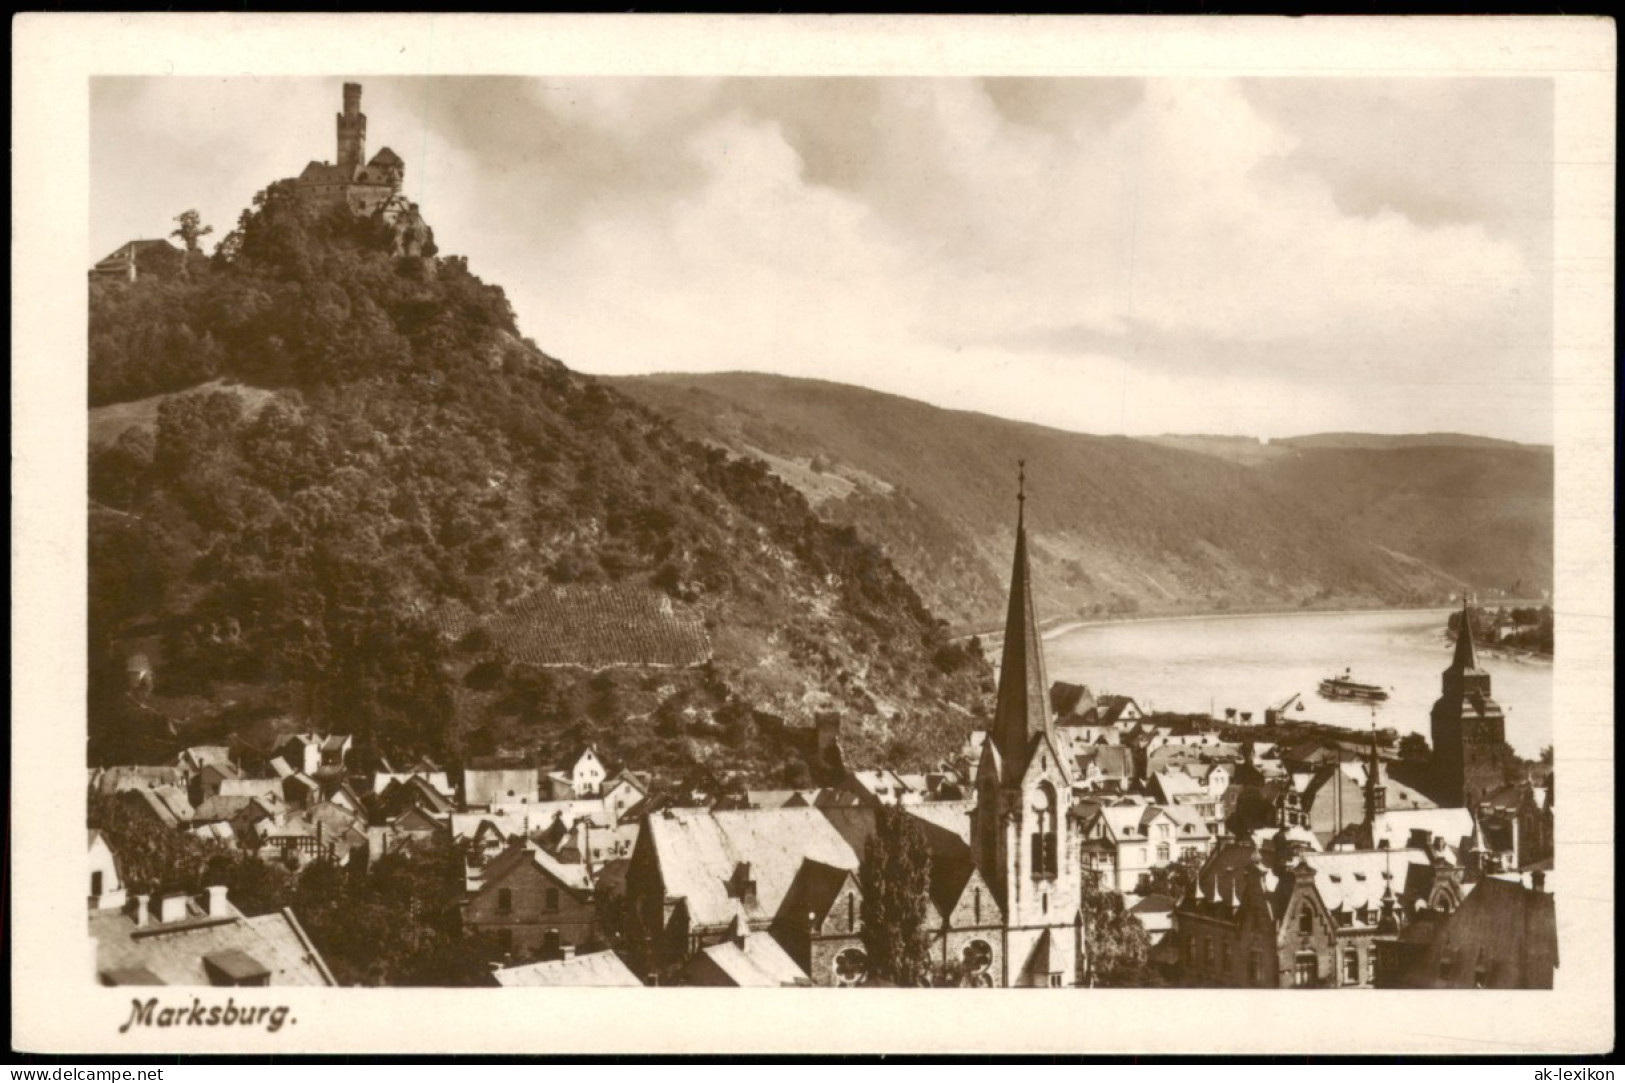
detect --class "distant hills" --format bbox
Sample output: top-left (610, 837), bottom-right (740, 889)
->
top-left (611, 373), bottom-right (1553, 630)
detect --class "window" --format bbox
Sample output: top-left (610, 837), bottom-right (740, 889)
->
top-left (1367, 951), bottom-right (1377, 985)
top-left (1158, 823), bottom-right (1171, 839)
top-left (1298, 907), bottom-right (1313, 935)
top-left (497, 887), bottom-right (513, 914)
top-left (1048, 974), bottom-right (1063, 988)
top-left (833, 948), bottom-right (869, 987)
top-left (1344, 949), bottom-right (1360, 984)
top-left (1249, 950), bottom-right (1263, 987)
top-left (1156, 844), bottom-right (1171, 863)
top-left (1294, 952), bottom-right (1318, 988)
top-left (91, 871), bottom-right (103, 896)
top-left (202, 950), bottom-right (271, 988)
top-left (973, 887), bottom-right (982, 925)
top-left (1030, 785), bottom-right (1059, 878)
top-left (962, 940), bottom-right (994, 985)
top-left (847, 893), bottom-right (857, 932)
top-left (544, 888), bottom-right (559, 913)
top-left (544, 929), bottom-right (562, 958)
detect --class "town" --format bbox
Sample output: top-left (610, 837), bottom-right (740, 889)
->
top-left (84, 82), bottom-right (1557, 994)
top-left (87, 474), bottom-right (1556, 991)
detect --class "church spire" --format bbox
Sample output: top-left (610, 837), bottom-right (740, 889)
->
top-left (1365, 711), bottom-right (1386, 819)
top-left (991, 460), bottom-right (1051, 780)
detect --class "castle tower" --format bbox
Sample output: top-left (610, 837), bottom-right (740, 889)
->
top-left (971, 462), bottom-right (1084, 987)
top-left (337, 82), bottom-right (367, 179)
top-left (1430, 599), bottom-right (1509, 807)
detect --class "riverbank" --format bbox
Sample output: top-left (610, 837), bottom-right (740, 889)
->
top-left (965, 598), bottom-right (1553, 647)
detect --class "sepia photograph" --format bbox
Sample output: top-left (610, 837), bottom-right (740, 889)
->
top-left (12, 14), bottom-right (1615, 1057)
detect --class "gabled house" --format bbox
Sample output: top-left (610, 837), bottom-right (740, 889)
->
top-left (177, 746), bottom-right (234, 774)
top-left (1077, 802), bottom-right (1214, 895)
top-left (461, 842), bottom-right (599, 961)
top-left (88, 830), bottom-right (128, 912)
top-left (555, 745), bottom-right (608, 798)
top-left (372, 756), bottom-right (456, 801)
top-left (276, 733), bottom-right (352, 779)
top-left (377, 774), bottom-right (457, 820)
top-left (463, 756), bottom-right (542, 809)
top-left (89, 239), bottom-right (182, 284)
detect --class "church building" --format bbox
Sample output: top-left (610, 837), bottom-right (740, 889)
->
top-left (969, 466), bottom-right (1088, 986)
top-left (621, 467), bottom-right (1088, 986)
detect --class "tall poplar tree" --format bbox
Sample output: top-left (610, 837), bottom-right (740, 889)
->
top-left (859, 804), bottom-right (934, 986)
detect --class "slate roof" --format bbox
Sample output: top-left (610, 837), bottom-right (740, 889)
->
top-left (645, 807), bottom-right (862, 929)
top-left (784, 860), bottom-right (853, 927)
top-left (91, 239), bottom-right (180, 275)
top-left (1089, 802), bottom-right (1211, 844)
top-left (1302, 849), bottom-right (1432, 914)
top-left (1366, 807), bottom-right (1474, 855)
top-left (125, 786), bottom-right (195, 828)
top-left (91, 900), bottom-right (335, 986)
top-left (1407, 875), bottom-right (1557, 988)
top-left (1096, 696), bottom-right (1142, 725)
top-left (493, 950), bottom-right (643, 988)
top-left (1149, 771), bottom-right (1204, 803)
top-left (89, 766), bottom-right (186, 795)
top-left (687, 932), bottom-right (809, 987)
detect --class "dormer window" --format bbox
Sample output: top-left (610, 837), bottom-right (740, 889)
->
top-left (202, 950), bottom-right (271, 988)
top-left (728, 862), bottom-right (757, 902)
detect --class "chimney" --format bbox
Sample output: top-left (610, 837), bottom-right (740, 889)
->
top-left (205, 884), bottom-right (230, 917)
top-left (157, 893), bottom-right (189, 924)
top-left (131, 894), bottom-right (150, 928)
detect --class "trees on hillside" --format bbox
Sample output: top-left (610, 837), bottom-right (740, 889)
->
top-left (859, 805), bottom-right (934, 986)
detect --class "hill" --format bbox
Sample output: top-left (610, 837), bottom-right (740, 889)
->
top-left (86, 186), bottom-right (988, 789)
top-left (611, 373), bottom-right (1553, 629)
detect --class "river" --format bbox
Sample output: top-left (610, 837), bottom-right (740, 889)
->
top-left (1038, 608), bottom-right (1552, 759)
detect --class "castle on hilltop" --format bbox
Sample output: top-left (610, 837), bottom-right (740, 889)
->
top-left (293, 82), bottom-right (434, 258)
top-left (295, 82), bottom-right (408, 219)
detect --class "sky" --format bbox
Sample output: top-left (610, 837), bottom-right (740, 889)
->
top-left (90, 76), bottom-right (1555, 444)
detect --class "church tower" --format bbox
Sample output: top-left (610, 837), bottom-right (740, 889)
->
top-left (337, 82), bottom-right (367, 179)
top-left (971, 463), bottom-right (1085, 987)
top-left (1430, 599), bottom-right (1509, 807)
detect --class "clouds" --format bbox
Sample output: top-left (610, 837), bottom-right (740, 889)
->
top-left (89, 75), bottom-right (1554, 443)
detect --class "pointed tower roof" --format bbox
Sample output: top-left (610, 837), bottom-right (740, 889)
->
top-left (1440, 596), bottom-right (1494, 703)
top-left (991, 461), bottom-right (1052, 782)
top-left (1450, 597), bottom-right (1481, 673)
